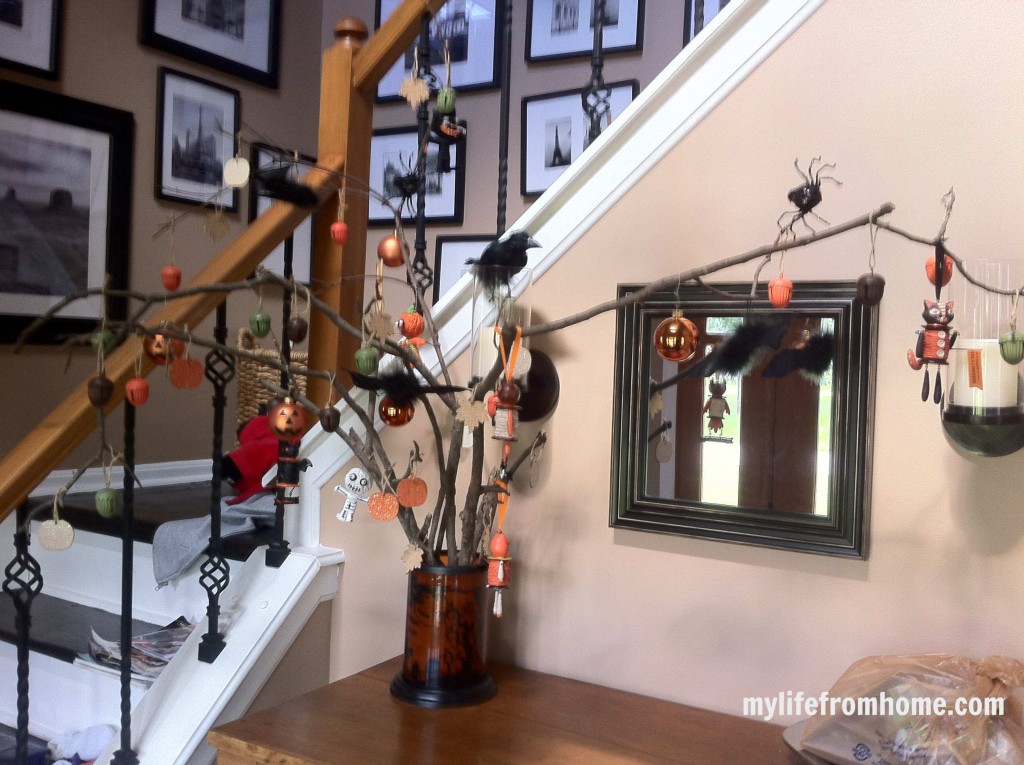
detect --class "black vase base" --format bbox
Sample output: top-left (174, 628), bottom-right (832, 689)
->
top-left (389, 671), bottom-right (497, 708)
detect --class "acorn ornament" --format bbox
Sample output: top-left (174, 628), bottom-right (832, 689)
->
top-left (768, 273), bottom-right (793, 308)
top-left (88, 375), bottom-right (114, 407)
top-left (161, 264), bottom-right (182, 292)
top-left (654, 309), bottom-right (699, 363)
top-left (287, 316), bottom-right (309, 343)
top-left (355, 344), bottom-right (380, 376)
top-left (250, 310), bottom-right (271, 338)
top-left (1000, 293), bottom-right (1024, 365)
top-left (857, 272), bottom-right (886, 306)
top-left (319, 405), bottom-right (341, 433)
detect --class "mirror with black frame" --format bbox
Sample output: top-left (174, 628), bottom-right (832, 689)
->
top-left (609, 281), bottom-right (877, 558)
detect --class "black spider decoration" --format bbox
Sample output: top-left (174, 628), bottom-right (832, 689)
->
top-left (776, 157), bottom-right (842, 235)
top-left (386, 151), bottom-right (423, 217)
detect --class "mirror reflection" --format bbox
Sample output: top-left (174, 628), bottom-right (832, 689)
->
top-left (610, 281), bottom-right (876, 558)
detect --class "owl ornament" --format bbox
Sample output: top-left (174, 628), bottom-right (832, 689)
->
top-left (333, 467), bottom-right (370, 523)
top-left (907, 299), bottom-right (958, 403)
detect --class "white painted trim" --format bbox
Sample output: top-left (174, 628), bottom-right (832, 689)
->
top-left (295, 0), bottom-right (825, 507)
top-left (30, 459), bottom-right (213, 497)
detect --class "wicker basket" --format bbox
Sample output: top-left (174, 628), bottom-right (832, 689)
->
top-left (236, 327), bottom-right (308, 429)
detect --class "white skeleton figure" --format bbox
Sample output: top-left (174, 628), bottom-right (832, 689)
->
top-left (334, 467), bottom-right (371, 522)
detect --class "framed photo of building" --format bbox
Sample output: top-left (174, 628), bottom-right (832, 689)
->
top-left (0, 80), bottom-right (133, 343)
top-left (367, 125), bottom-right (466, 226)
top-left (375, 0), bottom-right (501, 102)
top-left (141, 0), bottom-right (281, 89)
top-left (526, 0), bottom-right (645, 62)
top-left (521, 79), bottom-right (638, 196)
top-left (248, 143), bottom-right (315, 283)
top-left (433, 234), bottom-right (492, 304)
top-left (156, 67), bottom-right (239, 211)
top-left (0, 0), bottom-right (62, 79)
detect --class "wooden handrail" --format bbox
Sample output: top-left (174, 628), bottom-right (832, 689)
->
top-left (0, 1), bottom-right (448, 521)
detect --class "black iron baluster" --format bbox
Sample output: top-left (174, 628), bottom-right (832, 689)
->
top-left (411, 13), bottom-right (434, 310)
top-left (112, 402), bottom-right (139, 765)
top-left (266, 237), bottom-right (295, 568)
top-left (496, 0), bottom-right (513, 235)
top-left (199, 302), bottom-right (234, 662)
top-left (582, 0), bottom-right (611, 149)
top-left (3, 505), bottom-right (42, 764)
top-left (694, 0), bottom-right (706, 37)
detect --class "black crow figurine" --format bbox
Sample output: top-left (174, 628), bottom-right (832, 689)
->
top-left (681, 320), bottom-right (791, 378)
top-left (466, 230), bottom-right (541, 298)
top-left (762, 331), bottom-right (835, 382)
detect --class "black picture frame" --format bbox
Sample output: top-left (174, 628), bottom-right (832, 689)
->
top-left (367, 125), bottom-right (467, 226)
top-left (0, 0), bottom-right (62, 79)
top-left (248, 142), bottom-right (316, 283)
top-left (140, 0), bottom-right (281, 89)
top-left (375, 0), bottom-right (502, 102)
top-left (0, 80), bottom-right (133, 344)
top-left (156, 67), bottom-right (240, 211)
top-left (526, 0), bottom-right (645, 62)
top-left (521, 79), bottom-right (638, 196)
top-left (433, 234), bottom-right (493, 304)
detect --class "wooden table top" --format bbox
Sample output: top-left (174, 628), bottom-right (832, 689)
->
top-left (209, 657), bottom-right (805, 764)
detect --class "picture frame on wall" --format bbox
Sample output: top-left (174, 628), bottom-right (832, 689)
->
top-left (140, 0), bottom-right (281, 89)
top-left (0, 80), bottom-right (133, 344)
top-left (248, 143), bottom-right (315, 283)
top-left (526, 0), bottom-right (645, 62)
top-left (367, 125), bottom-right (466, 226)
top-left (0, 0), bottom-right (62, 79)
top-left (433, 234), bottom-right (493, 304)
top-left (156, 67), bottom-right (239, 211)
top-left (375, 0), bottom-right (501, 102)
top-left (521, 79), bottom-right (638, 196)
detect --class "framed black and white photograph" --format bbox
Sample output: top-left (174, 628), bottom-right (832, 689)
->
top-left (526, 0), bottom-right (644, 62)
top-left (0, 0), bottom-right (61, 79)
top-left (156, 67), bottom-right (239, 211)
top-left (433, 234), bottom-right (491, 304)
top-left (248, 143), bottom-right (314, 283)
top-left (368, 125), bottom-right (466, 226)
top-left (141, 0), bottom-right (281, 89)
top-left (0, 80), bottom-right (133, 344)
top-left (375, 0), bottom-right (501, 102)
top-left (521, 79), bottom-right (638, 196)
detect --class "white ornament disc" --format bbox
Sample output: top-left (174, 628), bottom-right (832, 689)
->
top-left (222, 157), bottom-right (250, 188)
top-left (512, 347), bottom-right (533, 378)
top-left (38, 519), bottom-right (74, 551)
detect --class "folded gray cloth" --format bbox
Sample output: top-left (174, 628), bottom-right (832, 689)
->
top-left (152, 492), bottom-right (277, 588)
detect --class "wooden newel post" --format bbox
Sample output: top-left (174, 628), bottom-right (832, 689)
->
top-left (308, 17), bottom-right (372, 408)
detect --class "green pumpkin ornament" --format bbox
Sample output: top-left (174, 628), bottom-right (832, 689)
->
top-left (1000, 330), bottom-right (1024, 365)
top-left (355, 345), bottom-right (380, 376)
top-left (437, 85), bottom-right (457, 115)
top-left (250, 310), bottom-right (272, 338)
top-left (95, 487), bottom-right (120, 518)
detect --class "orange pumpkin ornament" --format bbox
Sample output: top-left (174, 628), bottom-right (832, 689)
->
top-left (143, 332), bottom-right (184, 366)
top-left (170, 356), bottom-right (204, 389)
top-left (397, 476), bottom-right (428, 507)
top-left (268, 396), bottom-right (307, 441)
top-left (398, 308), bottom-right (425, 339)
top-left (768, 274), bottom-right (793, 308)
top-left (125, 376), bottom-right (150, 407)
top-left (368, 491), bottom-right (399, 521)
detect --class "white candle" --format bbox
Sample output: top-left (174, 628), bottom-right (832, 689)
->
top-left (950, 339), bottom-right (1021, 409)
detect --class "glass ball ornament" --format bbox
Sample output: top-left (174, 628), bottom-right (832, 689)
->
top-left (379, 395), bottom-right (414, 426)
top-left (1000, 330), bottom-right (1024, 365)
top-left (654, 310), bottom-right (699, 363)
top-left (376, 234), bottom-right (404, 268)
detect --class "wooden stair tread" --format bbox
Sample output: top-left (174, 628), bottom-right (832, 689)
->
top-left (57, 481), bottom-right (274, 561)
top-left (0, 592), bottom-right (162, 664)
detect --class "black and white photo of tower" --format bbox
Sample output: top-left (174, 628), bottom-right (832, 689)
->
top-left (544, 118), bottom-right (571, 168)
top-left (550, 0), bottom-right (579, 35)
top-left (181, 0), bottom-right (246, 39)
top-left (170, 96), bottom-right (223, 185)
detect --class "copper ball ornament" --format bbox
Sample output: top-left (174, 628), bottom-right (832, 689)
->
top-left (379, 395), bottom-right (414, 426)
top-left (376, 234), bottom-right (404, 268)
top-left (654, 311), bottom-right (699, 363)
top-left (856, 272), bottom-right (886, 306)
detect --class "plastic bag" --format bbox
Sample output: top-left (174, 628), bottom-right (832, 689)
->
top-left (799, 654), bottom-right (1024, 765)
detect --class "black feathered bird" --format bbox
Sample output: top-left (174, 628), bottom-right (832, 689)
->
top-left (681, 320), bottom-right (790, 378)
top-left (253, 163), bottom-right (319, 208)
top-left (466, 230), bottom-right (541, 297)
top-left (761, 331), bottom-right (834, 381)
top-left (349, 369), bottom-right (466, 406)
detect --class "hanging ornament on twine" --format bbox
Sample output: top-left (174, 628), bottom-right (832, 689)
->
top-left (486, 475), bottom-right (512, 618)
top-left (161, 215), bottom-right (182, 291)
top-left (126, 357), bottom-right (150, 407)
top-left (399, 46), bottom-right (431, 109)
top-left (287, 284), bottom-right (311, 343)
top-left (768, 253), bottom-right (794, 308)
top-left (170, 330), bottom-right (204, 389)
top-left (38, 488), bottom-right (75, 552)
top-left (490, 326), bottom-right (523, 442)
top-left (204, 198), bottom-right (230, 241)
top-left (365, 257), bottom-right (394, 341)
top-left (250, 288), bottom-right (271, 338)
top-left (331, 184), bottom-right (350, 245)
top-left (1000, 289), bottom-right (1024, 365)
top-left (95, 458), bottom-right (120, 519)
top-left (856, 212), bottom-right (886, 306)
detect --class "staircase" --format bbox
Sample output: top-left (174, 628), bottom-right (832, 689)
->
top-left (0, 0), bottom-right (824, 762)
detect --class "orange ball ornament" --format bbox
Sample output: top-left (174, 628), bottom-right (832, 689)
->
top-left (379, 396), bottom-right (415, 426)
top-left (768, 274), bottom-right (793, 308)
top-left (376, 234), bottom-right (404, 267)
top-left (268, 396), bottom-right (307, 441)
top-left (654, 310), bottom-right (699, 363)
top-left (397, 476), bottom-right (428, 507)
top-left (926, 252), bottom-right (954, 287)
top-left (368, 491), bottom-right (399, 521)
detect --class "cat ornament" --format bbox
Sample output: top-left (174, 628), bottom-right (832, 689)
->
top-left (907, 299), bottom-right (958, 403)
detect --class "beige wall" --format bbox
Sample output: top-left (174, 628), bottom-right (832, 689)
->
top-left (0, 2), bottom-right (323, 466)
top-left (319, 0), bottom-right (1024, 720)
